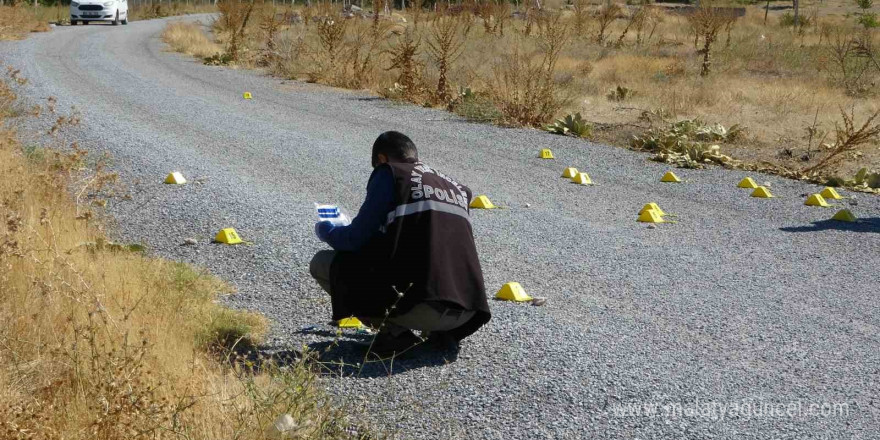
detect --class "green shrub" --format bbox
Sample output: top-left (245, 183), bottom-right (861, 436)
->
top-left (779, 12), bottom-right (812, 28)
top-left (857, 13), bottom-right (879, 29)
top-left (545, 112), bottom-right (593, 138)
top-left (452, 88), bottom-right (503, 122)
top-left (632, 119), bottom-right (743, 168)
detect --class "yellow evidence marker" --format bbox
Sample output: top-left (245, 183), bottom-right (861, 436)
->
top-left (571, 172), bottom-right (593, 185)
top-left (637, 209), bottom-right (665, 223)
top-left (820, 187), bottom-right (844, 200)
top-left (750, 186), bottom-right (774, 198)
top-left (639, 202), bottom-right (666, 217)
top-left (243, 92), bottom-right (253, 99)
top-left (164, 171), bottom-right (186, 185)
top-left (561, 167), bottom-right (579, 179)
top-left (804, 194), bottom-right (830, 207)
top-left (495, 282), bottom-right (533, 302)
top-left (660, 171), bottom-right (682, 183)
top-left (737, 177), bottom-right (759, 189)
top-left (214, 228), bottom-right (243, 244)
top-left (539, 149), bottom-right (555, 159)
top-left (337, 317), bottom-right (364, 328)
top-left (831, 209), bottom-right (857, 222)
top-left (470, 195), bottom-right (496, 209)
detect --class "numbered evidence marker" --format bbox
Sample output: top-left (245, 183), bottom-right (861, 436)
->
top-left (804, 193), bottom-right (830, 207)
top-left (750, 186), bottom-right (774, 198)
top-left (561, 167), bottom-right (579, 178)
top-left (470, 195), bottom-right (496, 209)
top-left (571, 172), bottom-right (593, 185)
top-left (336, 317), bottom-right (364, 328)
top-left (637, 202), bottom-right (667, 223)
top-left (737, 177), bottom-right (759, 189)
top-left (539, 148), bottom-right (555, 159)
top-left (660, 171), bottom-right (682, 183)
top-left (214, 228), bottom-right (243, 244)
top-left (820, 187), bottom-right (844, 200)
top-left (831, 209), bottom-right (857, 222)
top-left (639, 202), bottom-right (667, 217)
top-left (243, 92), bottom-right (253, 99)
top-left (164, 171), bottom-right (186, 185)
top-left (637, 209), bottom-right (665, 223)
top-left (495, 282), bottom-right (533, 302)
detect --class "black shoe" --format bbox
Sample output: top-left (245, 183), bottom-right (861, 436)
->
top-left (425, 331), bottom-right (460, 352)
top-left (363, 330), bottom-right (424, 359)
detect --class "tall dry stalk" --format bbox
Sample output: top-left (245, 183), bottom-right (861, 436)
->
top-left (387, 29), bottom-right (424, 99)
top-left (258, 7), bottom-right (287, 67)
top-left (426, 16), bottom-right (469, 104)
top-left (803, 107), bottom-right (880, 173)
top-left (343, 21), bottom-right (382, 89)
top-left (477, 0), bottom-right (494, 34)
top-left (617, 6), bottom-right (646, 46)
top-left (571, 0), bottom-right (591, 37)
top-left (314, 15), bottom-right (348, 80)
top-left (411, 0), bottom-right (424, 26)
top-left (596, 3), bottom-right (621, 44)
top-left (824, 28), bottom-right (879, 95)
top-left (372, 0), bottom-right (386, 37)
top-left (225, 0), bottom-right (255, 62)
top-left (492, 1), bottom-right (510, 36)
top-left (491, 13), bottom-right (570, 126)
top-left (686, 3), bottom-right (736, 77)
top-left (537, 13), bottom-right (570, 93)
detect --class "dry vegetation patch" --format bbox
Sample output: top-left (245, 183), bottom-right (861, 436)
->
top-left (163, 21), bottom-right (223, 58)
top-left (0, 73), bottom-right (368, 440)
top-left (0, 5), bottom-right (50, 40)
top-left (163, 0), bottom-right (880, 190)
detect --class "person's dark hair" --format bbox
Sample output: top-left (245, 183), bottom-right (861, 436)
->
top-left (372, 131), bottom-right (418, 167)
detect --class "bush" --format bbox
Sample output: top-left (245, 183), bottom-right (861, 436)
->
top-left (452, 88), bottom-right (502, 122)
top-left (857, 13), bottom-right (879, 29)
top-left (779, 12), bottom-right (812, 28)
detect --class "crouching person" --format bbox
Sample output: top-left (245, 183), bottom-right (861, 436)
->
top-left (310, 131), bottom-right (490, 357)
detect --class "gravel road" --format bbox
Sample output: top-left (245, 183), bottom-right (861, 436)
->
top-left (3, 16), bottom-right (879, 439)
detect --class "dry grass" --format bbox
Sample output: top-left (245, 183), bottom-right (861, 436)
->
top-left (0, 5), bottom-right (50, 40)
top-left (162, 21), bottom-right (223, 59)
top-left (0, 75), bottom-right (367, 439)
top-left (128, 1), bottom-right (217, 22)
top-left (164, 0), bottom-right (880, 181)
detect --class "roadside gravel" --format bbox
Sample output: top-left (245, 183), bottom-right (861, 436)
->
top-left (2, 16), bottom-right (879, 439)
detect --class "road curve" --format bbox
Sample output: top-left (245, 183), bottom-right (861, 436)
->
top-left (3, 16), bottom-right (879, 439)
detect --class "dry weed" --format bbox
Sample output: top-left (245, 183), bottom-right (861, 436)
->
top-left (0, 5), bottom-right (49, 40)
top-left (162, 22), bottom-right (222, 59)
top-left (425, 15), bottom-right (469, 105)
top-left (161, 0), bottom-right (879, 176)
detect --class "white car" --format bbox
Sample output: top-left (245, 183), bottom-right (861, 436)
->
top-left (70, 0), bottom-right (128, 26)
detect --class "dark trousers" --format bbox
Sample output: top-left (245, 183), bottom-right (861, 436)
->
top-left (309, 250), bottom-right (474, 335)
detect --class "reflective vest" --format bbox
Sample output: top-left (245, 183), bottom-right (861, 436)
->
top-left (330, 160), bottom-right (491, 340)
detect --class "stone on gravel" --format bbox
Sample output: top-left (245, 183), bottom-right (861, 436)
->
top-left (268, 414), bottom-right (297, 439)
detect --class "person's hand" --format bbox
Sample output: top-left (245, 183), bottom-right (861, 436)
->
top-left (315, 221), bottom-right (334, 242)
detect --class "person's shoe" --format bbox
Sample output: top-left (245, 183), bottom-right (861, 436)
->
top-left (364, 330), bottom-right (424, 359)
top-left (425, 331), bottom-right (460, 352)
